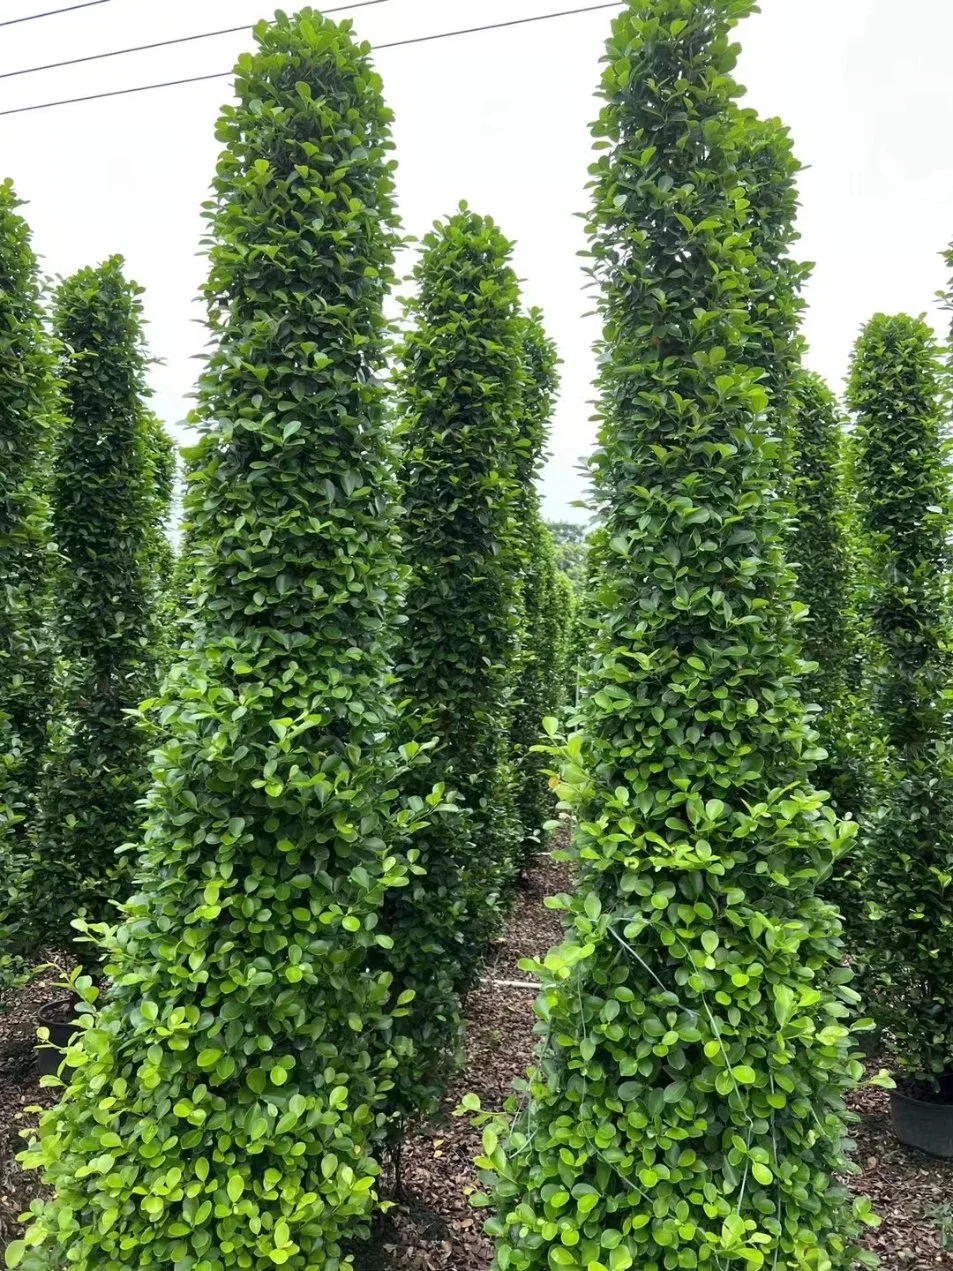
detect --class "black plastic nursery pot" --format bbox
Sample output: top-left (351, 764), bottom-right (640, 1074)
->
top-left (35, 995), bottom-right (80, 1078)
top-left (890, 1086), bottom-right (953, 1158)
top-left (857, 1025), bottom-right (883, 1059)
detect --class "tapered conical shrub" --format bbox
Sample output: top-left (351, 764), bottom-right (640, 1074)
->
top-left (14, 13), bottom-right (439, 1271)
top-left (396, 206), bottom-right (526, 974)
top-left (847, 312), bottom-right (953, 1084)
top-left (480, 4), bottom-right (872, 1268)
top-left (0, 181), bottom-right (58, 990)
top-left (511, 309), bottom-right (564, 862)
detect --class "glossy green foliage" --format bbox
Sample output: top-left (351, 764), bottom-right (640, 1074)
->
top-left (552, 567), bottom-right (577, 698)
top-left (143, 412), bottom-right (178, 662)
top-left (482, 4), bottom-right (870, 1268)
top-left (396, 206), bottom-right (525, 972)
top-left (512, 518), bottom-right (565, 863)
top-left (22, 258), bottom-right (160, 956)
top-left (516, 311), bottom-right (559, 492)
top-left (734, 118), bottom-right (809, 434)
top-left (544, 522), bottom-right (594, 713)
top-left (788, 371), bottom-right (867, 817)
top-left (850, 316), bottom-right (950, 754)
top-left (14, 14), bottom-right (440, 1271)
top-left (0, 184), bottom-right (57, 828)
top-left (512, 311), bottom-right (565, 863)
top-left (847, 313), bottom-right (953, 1083)
top-left (561, 529), bottom-right (603, 714)
top-left (0, 182), bottom-right (58, 991)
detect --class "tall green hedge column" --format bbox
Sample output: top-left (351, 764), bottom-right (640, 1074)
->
top-left (27, 259), bottom-right (161, 950)
top-left (847, 313), bottom-right (953, 1084)
top-left (0, 182), bottom-right (57, 843)
top-left (16, 14), bottom-right (430, 1271)
top-left (788, 370), bottom-right (865, 816)
top-left (396, 206), bottom-right (525, 967)
top-left (0, 182), bottom-right (58, 991)
top-left (511, 310), bottom-right (564, 863)
top-left (482, 3), bottom-right (871, 1268)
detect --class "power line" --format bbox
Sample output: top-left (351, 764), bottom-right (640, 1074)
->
top-left (0, 0), bottom-right (389, 82)
top-left (0, 0), bottom-right (112, 29)
top-left (377, 3), bottom-right (618, 52)
top-left (0, 2), bottom-right (620, 119)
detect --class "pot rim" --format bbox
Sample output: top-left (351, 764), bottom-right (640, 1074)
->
top-left (890, 1086), bottom-right (953, 1112)
top-left (36, 995), bottom-right (79, 1027)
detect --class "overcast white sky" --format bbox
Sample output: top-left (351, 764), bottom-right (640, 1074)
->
top-left (1, 0), bottom-right (951, 522)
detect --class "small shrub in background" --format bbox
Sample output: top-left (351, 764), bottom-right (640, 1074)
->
top-left (546, 519), bottom-right (587, 589)
top-left (847, 312), bottom-right (953, 1086)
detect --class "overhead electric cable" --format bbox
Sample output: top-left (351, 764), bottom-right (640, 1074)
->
top-left (0, 0), bottom-right (388, 81)
top-left (0, 0), bottom-right (112, 29)
top-left (0, 2), bottom-right (620, 118)
top-left (377, 2), bottom-right (618, 51)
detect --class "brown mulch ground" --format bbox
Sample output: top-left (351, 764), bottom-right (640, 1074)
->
top-left (363, 850), bottom-right (572, 1271)
top-left (0, 961), bottom-right (65, 1249)
top-left (852, 1082), bottom-right (953, 1266)
top-left (2, 860), bottom-right (952, 1268)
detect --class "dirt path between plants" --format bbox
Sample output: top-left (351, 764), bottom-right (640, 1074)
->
top-left (367, 851), bottom-right (953, 1270)
top-left (2, 855), bottom-right (952, 1268)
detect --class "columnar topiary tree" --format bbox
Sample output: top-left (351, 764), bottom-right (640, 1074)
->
top-left (788, 370), bottom-right (865, 817)
top-left (847, 312), bottom-right (953, 1086)
top-left (14, 14), bottom-right (441, 1270)
top-left (20, 259), bottom-right (161, 955)
top-left (480, 4), bottom-right (873, 1267)
top-left (0, 186), bottom-right (57, 818)
top-left (396, 205), bottom-right (525, 965)
top-left (511, 310), bottom-right (564, 862)
top-left (0, 181), bottom-right (58, 990)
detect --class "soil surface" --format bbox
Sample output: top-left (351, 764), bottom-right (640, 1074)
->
top-left (0, 959), bottom-right (66, 1248)
top-left (2, 859), bottom-right (952, 1268)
